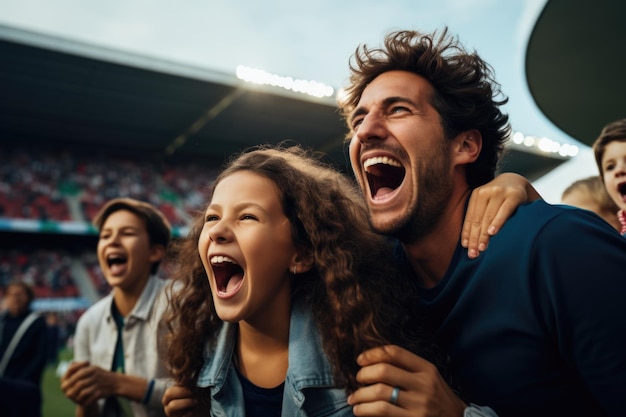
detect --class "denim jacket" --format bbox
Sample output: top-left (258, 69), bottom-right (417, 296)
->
top-left (196, 298), bottom-right (353, 416)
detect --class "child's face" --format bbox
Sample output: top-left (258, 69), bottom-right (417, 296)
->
top-left (97, 209), bottom-right (161, 294)
top-left (198, 171), bottom-right (297, 325)
top-left (601, 141), bottom-right (626, 211)
top-left (561, 189), bottom-right (621, 232)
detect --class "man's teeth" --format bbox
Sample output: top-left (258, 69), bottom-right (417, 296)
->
top-left (364, 156), bottom-right (401, 170)
top-left (210, 255), bottom-right (237, 265)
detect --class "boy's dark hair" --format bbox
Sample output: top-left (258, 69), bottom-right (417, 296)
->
top-left (592, 118), bottom-right (626, 178)
top-left (93, 198), bottom-right (171, 275)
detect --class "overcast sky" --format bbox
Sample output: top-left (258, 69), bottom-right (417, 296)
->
top-left (0, 0), bottom-right (584, 201)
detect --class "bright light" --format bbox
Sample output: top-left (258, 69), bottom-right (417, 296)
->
top-left (523, 136), bottom-right (535, 147)
top-left (559, 143), bottom-right (579, 157)
top-left (508, 131), bottom-right (578, 158)
top-left (538, 137), bottom-right (560, 153)
top-left (512, 131), bottom-right (524, 144)
top-left (236, 65), bottom-right (334, 98)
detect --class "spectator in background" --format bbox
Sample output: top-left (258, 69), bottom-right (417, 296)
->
top-left (61, 198), bottom-right (173, 417)
top-left (592, 118), bottom-right (626, 237)
top-left (0, 281), bottom-right (48, 415)
top-left (561, 176), bottom-right (621, 232)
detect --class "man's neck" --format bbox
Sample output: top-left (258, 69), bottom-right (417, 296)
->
top-left (402, 189), bottom-right (471, 289)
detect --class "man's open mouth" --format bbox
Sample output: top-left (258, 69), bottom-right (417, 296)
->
top-left (364, 156), bottom-right (405, 200)
top-left (210, 255), bottom-right (244, 294)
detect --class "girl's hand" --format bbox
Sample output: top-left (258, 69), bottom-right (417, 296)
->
top-left (462, 173), bottom-right (541, 258)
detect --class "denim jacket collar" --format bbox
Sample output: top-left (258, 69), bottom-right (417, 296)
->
top-left (196, 297), bottom-right (344, 415)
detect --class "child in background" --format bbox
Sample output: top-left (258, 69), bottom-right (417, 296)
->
top-left (593, 118), bottom-right (626, 236)
top-left (561, 176), bottom-right (621, 232)
top-left (62, 198), bottom-right (172, 417)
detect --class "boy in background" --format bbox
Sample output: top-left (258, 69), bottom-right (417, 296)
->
top-left (592, 118), bottom-right (626, 237)
top-left (61, 198), bottom-right (172, 417)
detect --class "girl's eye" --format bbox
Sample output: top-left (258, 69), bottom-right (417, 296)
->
top-left (241, 214), bottom-right (258, 221)
top-left (205, 215), bottom-right (219, 222)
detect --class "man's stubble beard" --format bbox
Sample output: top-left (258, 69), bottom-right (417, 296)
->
top-left (370, 151), bottom-right (453, 245)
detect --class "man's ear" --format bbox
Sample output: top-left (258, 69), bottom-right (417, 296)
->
top-left (149, 244), bottom-right (166, 264)
top-left (452, 129), bottom-right (482, 165)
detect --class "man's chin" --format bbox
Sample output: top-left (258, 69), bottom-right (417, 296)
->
top-left (369, 215), bottom-right (410, 239)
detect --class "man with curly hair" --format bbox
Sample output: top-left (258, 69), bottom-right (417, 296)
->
top-left (341, 28), bottom-right (626, 417)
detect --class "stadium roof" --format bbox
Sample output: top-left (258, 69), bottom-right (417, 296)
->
top-left (1, 23), bottom-right (567, 180)
top-left (526, 0), bottom-right (626, 147)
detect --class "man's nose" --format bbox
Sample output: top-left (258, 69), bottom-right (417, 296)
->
top-left (354, 112), bottom-right (388, 143)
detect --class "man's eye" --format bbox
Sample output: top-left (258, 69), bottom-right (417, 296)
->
top-left (352, 117), bottom-right (364, 129)
top-left (390, 106), bottom-right (410, 114)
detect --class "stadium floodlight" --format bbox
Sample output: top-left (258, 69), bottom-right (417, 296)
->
top-left (236, 65), bottom-right (334, 98)
top-left (507, 131), bottom-right (579, 158)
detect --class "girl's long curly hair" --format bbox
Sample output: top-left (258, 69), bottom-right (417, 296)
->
top-left (163, 144), bottom-right (445, 393)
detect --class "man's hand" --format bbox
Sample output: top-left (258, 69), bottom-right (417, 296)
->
top-left (347, 345), bottom-right (466, 417)
top-left (162, 385), bottom-right (201, 417)
top-left (61, 361), bottom-right (118, 406)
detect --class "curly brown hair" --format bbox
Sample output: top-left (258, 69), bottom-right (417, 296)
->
top-left (339, 28), bottom-right (510, 188)
top-left (164, 145), bottom-right (443, 394)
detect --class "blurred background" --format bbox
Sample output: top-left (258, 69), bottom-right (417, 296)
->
top-left (0, 0), bottom-right (624, 415)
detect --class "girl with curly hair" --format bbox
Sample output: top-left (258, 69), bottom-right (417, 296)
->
top-left (161, 145), bottom-right (444, 416)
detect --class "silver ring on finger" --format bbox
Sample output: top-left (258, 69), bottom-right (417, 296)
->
top-left (389, 386), bottom-right (400, 405)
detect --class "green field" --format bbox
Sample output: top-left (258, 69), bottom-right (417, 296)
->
top-left (42, 349), bottom-right (75, 417)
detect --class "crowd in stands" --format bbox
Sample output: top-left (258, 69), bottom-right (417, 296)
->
top-left (0, 148), bottom-right (72, 221)
top-left (0, 145), bottom-right (219, 227)
top-left (0, 145), bottom-right (220, 331)
top-left (0, 249), bottom-right (80, 299)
